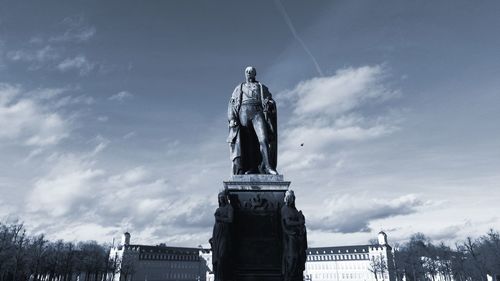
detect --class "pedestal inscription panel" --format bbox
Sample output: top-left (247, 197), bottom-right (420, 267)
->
top-left (225, 175), bottom-right (290, 281)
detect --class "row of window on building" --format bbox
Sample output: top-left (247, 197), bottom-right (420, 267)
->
top-left (139, 254), bottom-right (199, 261)
top-left (137, 261), bottom-right (200, 269)
top-left (306, 262), bottom-right (369, 271)
top-left (158, 272), bottom-right (199, 280)
top-left (307, 253), bottom-right (369, 261)
top-left (309, 272), bottom-right (373, 280)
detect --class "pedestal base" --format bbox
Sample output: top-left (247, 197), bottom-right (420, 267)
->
top-left (224, 175), bottom-right (290, 281)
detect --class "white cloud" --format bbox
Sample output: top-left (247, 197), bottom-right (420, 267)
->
top-left (51, 26), bottom-right (96, 43)
top-left (308, 194), bottom-right (425, 233)
top-left (89, 135), bottom-right (110, 156)
top-left (284, 123), bottom-right (396, 149)
top-left (7, 45), bottom-right (60, 63)
top-left (109, 166), bottom-right (150, 186)
top-left (52, 95), bottom-right (95, 108)
top-left (24, 114), bottom-right (67, 146)
top-left (6, 45), bottom-right (63, 71)
top-left (283, 65), bottom-right (398, 118)
top-left (50, 15), bottom-right (96, 43)
top-left (0, 84), bottom-right (69, 146)
top-left (109, 91), bottom-right (133, 102)
top-left (23, 152), bottom-right (216, 245)
top-left (25, 137), bottom-right (110, 219)
top-left (5, 15), bottom-right (95, 73)
top-left (123, 131), bottom-right (136, 139)
top-left (44, 222), bottom-right (117, 243)
top-left (278, 65), bottom-right (401, 172)
top-left (27, 154), bottom-right (105, 217)
top-left (97, 116), bottom-right (109, 122)
top-left (57, 55), bottom-right (95, 75)
top-left (0, 198), bottom-right (16, 219)
top-left (28, 88), bottom-right (66, 100)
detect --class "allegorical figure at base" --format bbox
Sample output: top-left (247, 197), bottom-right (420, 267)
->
top-left (281, 190), bottom-right (307, 281)
top-left (227, 66), bottom-right (278, 175)
top-left (210, 192), bottom-right (234, 281)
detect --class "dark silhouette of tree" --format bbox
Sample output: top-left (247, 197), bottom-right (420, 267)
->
top-left (369, 253), bottom-right (388, 281)
top-left (391, 230), bottom-right (500, 281)
top-left (118, 253), bottom-right (137, 281)
top-left (1, 219), bottom-right (500, 281)
top-left (0, 221), bottom-right (112, 281)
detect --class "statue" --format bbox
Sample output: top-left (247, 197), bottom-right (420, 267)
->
top-left (211, 191), bottom-right (234, 281)
top-left (281, 190), bottom-right (307, 281)
top-left (227, 66), bottom-right (278, 175)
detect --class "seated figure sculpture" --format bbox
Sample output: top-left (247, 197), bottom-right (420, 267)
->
top-left (227, 66), bottom-right (278, 175)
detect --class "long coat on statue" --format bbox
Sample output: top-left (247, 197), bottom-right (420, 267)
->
top-left (227, 81), bottom-right (277, 174)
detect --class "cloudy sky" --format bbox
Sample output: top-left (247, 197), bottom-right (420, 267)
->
top-left (1, 1), bottom-right (499, 248)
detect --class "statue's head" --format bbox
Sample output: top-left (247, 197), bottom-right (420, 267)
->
top-left (218, 191), bottom-right (228, 206)
top-left (284, 189), bottom-right (296, 206)
top-left (245, 66), bottom-right (257, 81)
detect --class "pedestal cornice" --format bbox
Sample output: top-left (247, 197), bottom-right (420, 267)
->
top-left (224, 174), bottom-right (290, 190)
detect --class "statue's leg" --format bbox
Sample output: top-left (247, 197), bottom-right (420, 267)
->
top-left (238, 107), bottom-right (251, 173)
top-left (232, 157), bottom-right (243, 175)
top-left (253, 114), bottom-right (278, 175)
top-left (239, 106), bottom-right (250, 127)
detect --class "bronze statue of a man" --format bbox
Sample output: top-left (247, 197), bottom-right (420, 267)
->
top-left (281, 190), bottom-right (307, 281)
top-left (227, 66), bottom-right (278, 175)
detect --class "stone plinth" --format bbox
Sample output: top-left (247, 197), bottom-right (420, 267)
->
top-left (225, 175), bottom-right (290, 281)
top-left (224, 174), bottom-right (290, 190)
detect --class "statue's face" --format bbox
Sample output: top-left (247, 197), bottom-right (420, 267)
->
top-left (285, 193), bottom-right (295, 205)
top-left (218, 195), bottom-right (227, 205)
top-left (245, 66), bottom-right (256, 80)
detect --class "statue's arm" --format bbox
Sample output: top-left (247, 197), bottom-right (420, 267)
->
top-left (262, 85), bottom-right (273, 101)
top-left (262, 85), bottom-right (276, 113)
top-left (282, 208), bottom-right (303, 226)
top-left (216, 206), bottom-right (234, 223)
top-left (284, 217), bottom-right (303, 226)
top-left (228, 86), bottom-right (240, 127)
top-left (298, 210), bottom-right (305, 224)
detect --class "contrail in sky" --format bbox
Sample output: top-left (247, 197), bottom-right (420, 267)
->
top-left (274, 0), bottom-right (324, 77)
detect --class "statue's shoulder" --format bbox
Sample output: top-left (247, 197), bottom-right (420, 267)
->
top-left (231, 84), bottom-right (243, 97)
top-left (259, 83), bottom-right (272, 97)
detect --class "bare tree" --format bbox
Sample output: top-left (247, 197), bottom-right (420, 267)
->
top-left (369, 253), bottom-right (388, 281)
top-left (119, 253), bottom-right (136, 281)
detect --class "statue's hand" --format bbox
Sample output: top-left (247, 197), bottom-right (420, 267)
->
top-left (229, 119), bottom-right (239, 128)
top-left (264, 99), bottom-right (275, 113)
top-left (299, 211), bottom-right (305, 221)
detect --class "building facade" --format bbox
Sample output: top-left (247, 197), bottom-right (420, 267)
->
top-left (109, 232), bottom-right (395, 281)
top-left (109, 233), bottom-right (209, 281)
top-left (304, 232), bottom-right (396, 281)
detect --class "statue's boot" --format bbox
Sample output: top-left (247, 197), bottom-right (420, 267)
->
top-left (265, 167), bottom-right (278, 175)
top-left (260, 148), bottom-right (278, 175)
top-left (245, 169), bottom-right (259, 174)
top-left (232, 158), bottom-right (244, 175)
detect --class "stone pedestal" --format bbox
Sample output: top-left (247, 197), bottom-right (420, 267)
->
top-left (223, 175), bottom-right (290, 281)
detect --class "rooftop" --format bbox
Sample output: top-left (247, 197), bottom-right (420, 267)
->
top-left (307, 245), bottom-right (371, 255)
top-left (122, 244), bottom-right (201, 255)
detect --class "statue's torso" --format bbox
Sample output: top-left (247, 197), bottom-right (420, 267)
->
top-left (281, 205), bottom-right (304, 234)
top-left (241, 82), bottom-right (261, 105)
top-left (215, 205), bottom-right (231, 221)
